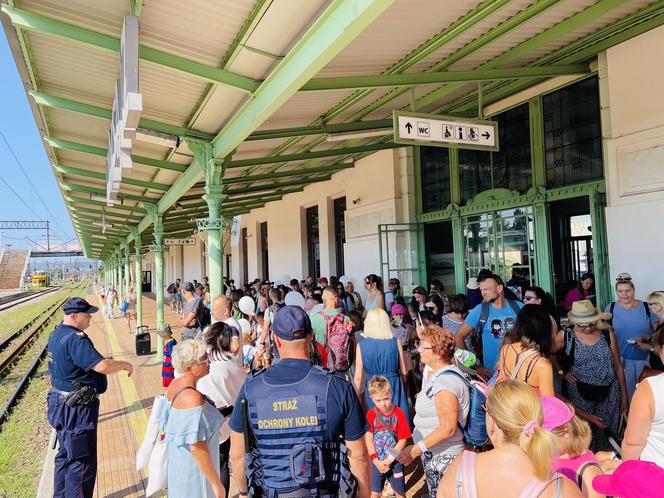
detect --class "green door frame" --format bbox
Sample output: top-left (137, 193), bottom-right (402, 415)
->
top-left (412, 91), bottom-right (611, 306)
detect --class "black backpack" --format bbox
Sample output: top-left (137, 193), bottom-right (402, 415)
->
top-left (196, 301), bottom-right (211, 328)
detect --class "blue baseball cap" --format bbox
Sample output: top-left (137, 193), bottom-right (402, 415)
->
top-left (63, 297), bottom-right (99, 315)
top-left (271, 305), bottom-right (311, 340)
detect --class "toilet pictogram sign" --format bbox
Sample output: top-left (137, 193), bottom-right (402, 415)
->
top-left (393, 110), bottom-right (499, 151)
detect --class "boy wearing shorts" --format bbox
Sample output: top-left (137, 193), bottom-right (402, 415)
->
top-left (366, 376), bottom-right (411, 498)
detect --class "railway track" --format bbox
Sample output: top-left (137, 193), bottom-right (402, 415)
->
top-left (0, 286), bottom-right (82, 425)
top-left (0, 286), bottom-right (62, 313)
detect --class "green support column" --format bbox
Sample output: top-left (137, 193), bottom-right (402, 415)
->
top-left (187, 139), bottom-right (228, 303)
top-left (132, 228), bottom-right (143, 332)
top-left (412, 147), bottom-right (427, 287)
top-left (590, 187), bottom-right (611, 309)
top-left (448, 148), bottom-right (467, 294)
top-left (146, 204), bottom-right (166, 360)
top-left (115, 254), bottom-right (122, 296)
top-left (529, 96), bottom-right (554, 294)
top-left (123, 241), bottom-right (131, 298)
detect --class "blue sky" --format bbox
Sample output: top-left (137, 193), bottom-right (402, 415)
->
top-left (0, 28), bottom-right (75, 251)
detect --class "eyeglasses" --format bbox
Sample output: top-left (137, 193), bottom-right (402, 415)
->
top-left (523, 295), bottom-right (537, 301)
top-left (417, 344), bottom-right (433, 351)
top-left (481, 403), bottom-right (487, 413)
top-left (576, 322), bottom-right (597, 329)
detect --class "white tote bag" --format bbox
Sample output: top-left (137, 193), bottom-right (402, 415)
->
top-left (145, 433), bottom-right (168, 496)
top-left (136, 395), bottom-right (167, 470)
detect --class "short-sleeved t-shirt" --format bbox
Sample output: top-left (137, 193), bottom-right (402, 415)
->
top-left (229, 359), bottom-right (367, 441)
top-left (310, 309), bottom-right (351, 344)
top-left (605, 301), bottom-right (657, 360)
top-left (464, 300), bottom-right (523, 370)
top-left (182, 297), bottom-right (202, 326)
top-left (413, 365), bottom-right (469, 455)
top-left (47, 324), bottom-right (107, 392)
top-left (223, 316), bottom-right (241, 339)
top-left (367, 405), bottom-right (411, 460)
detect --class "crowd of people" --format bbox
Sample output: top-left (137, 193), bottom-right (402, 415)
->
top-left (150, 270), bottom-right (664, 498)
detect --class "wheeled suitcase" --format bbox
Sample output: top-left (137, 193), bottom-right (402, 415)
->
top-left (136, 326), bottom-right (151, 355)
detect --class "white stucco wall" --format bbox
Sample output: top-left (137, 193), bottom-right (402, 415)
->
top-left (228, 147), bottom-right (415, 296)
top-left (601, 25), bottom-right (664, 299)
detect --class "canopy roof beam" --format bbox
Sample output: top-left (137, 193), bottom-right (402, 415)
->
top-left (301, 65), bottom-right (591, 91)
top-left (46, 137), bottom-right (187, 173)
top-left (1, 5), bottom-right (259, 92)
top-left (129, 0), bottom-right (395, 239)
top-left (55, 164), bottom-right (170, 191)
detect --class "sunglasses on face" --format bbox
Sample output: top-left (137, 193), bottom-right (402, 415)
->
top-left (576, 322), bottom-right (597, 329)
top-left (523, 295), bottom-right (537, 301)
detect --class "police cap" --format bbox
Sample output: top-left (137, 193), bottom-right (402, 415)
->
top-left (63, 297), bottom-right (99, 315)
top-left (271, 305), bottom-right (311, 341)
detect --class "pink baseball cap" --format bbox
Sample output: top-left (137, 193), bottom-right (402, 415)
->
top-left (540, 396), bottom-right (574, 431)
top-left (391, 303), bottom-right (406, 315)
top-left (593, 460), bottom-right (664, 498)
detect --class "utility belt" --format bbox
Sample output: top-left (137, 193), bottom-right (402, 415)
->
top-left (51, 382), bottom-right (99, 407)
top-left (261, 488), bottom-right (336, 498)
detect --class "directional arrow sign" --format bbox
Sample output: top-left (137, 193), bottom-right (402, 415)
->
top-left (393, 110), bottom-right (499, 152)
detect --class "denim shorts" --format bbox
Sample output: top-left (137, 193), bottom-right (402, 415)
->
top-left (370, 460), bottom-right (405, 494)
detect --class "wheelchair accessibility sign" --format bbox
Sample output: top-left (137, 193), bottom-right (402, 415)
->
top-left (394, 110), bottom-right (499, 152)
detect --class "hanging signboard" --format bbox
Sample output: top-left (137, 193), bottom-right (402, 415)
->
top-left (164, 238), bottom-right (196, 246)
top-left (230, 216), bottom-right (242, 248)
top-left (393, 110), bottom-right (499, 152)
top-left (107, 16), bottom-right (142, 206)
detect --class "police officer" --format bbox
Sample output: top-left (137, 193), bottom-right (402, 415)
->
top-left (47, 297), bottom-right (133, 498)
top-left (229, 305), bottom-right (371, 498)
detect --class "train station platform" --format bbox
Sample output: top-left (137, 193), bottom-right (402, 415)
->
top-left (38, 289), bottom-right (183, 498)
top-left (38, 288), bottom-right (426, 497)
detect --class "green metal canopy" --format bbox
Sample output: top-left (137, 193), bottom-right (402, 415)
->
top-left (2, 0), bottom-right (664, 260)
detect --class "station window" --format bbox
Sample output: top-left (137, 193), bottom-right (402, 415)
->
top-left (306, 206), bottom-right (320, 280)
top-left (260, 221), bottom-right (269, 281)
top-left (333, 197), bottom-right (346, 276)
top-left (491, 103), bottom-right (532, 193)
top-left (459, 103), bottom-right (531, 204)
top-left (543, 77), bottom-right (602, 187)
top-left (420, 146), bottom-right (451, 213)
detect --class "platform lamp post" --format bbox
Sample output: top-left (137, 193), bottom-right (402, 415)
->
top-left (146, 203), bottom-right (166, 360)
top-left (187, 139), bottom-right (229, 305)
top-left (131, 228), bottom-right (143, 332)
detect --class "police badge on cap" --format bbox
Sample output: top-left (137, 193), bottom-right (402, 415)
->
top-left (63, 297), bottom-right (99, 315)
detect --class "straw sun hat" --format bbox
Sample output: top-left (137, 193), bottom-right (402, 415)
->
top-left (568, 299), bottom-right (611, 329)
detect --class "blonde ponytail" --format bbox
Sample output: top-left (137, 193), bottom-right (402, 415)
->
top-left (519, 425), bottom-right (557, 480)
top-left (486, 380), bottom-right (556, 481)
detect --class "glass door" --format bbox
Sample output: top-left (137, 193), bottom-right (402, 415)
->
top-left (378, 224), bottom-right (420, 294)
top-left (463, 207), bottom-right (535, 295)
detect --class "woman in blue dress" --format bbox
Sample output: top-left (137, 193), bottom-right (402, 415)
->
top-left (162, 339), bottom-right (225, 498)
top-left (354, 307), bottom-right (410, 425)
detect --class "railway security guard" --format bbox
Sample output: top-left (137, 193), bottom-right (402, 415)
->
top-left (47, 297), bottom-right (133, 498)
top-left (229, 305), bottom-right (371, 498)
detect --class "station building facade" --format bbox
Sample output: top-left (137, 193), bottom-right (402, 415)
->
top-left (139, 25), bottom-right (664, 308)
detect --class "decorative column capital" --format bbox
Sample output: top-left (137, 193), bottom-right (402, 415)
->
top-left (148, 244), bottom-right (169, 253)
top-left (195, 217), bottom-right (232, 231)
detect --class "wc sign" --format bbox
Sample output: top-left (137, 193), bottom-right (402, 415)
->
top-left (393, 110), bottom-right (499, 152)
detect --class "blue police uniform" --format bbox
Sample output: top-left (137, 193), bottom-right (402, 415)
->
top-left (229, 359), bottom-right (367, 497)
top-left (47, 298), bottom-right (107, 498)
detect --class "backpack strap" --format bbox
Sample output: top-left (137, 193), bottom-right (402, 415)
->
top-left (506, 299), bottom-right (522, 316)
top-left (609, 302), bottom-right (615, 327)
top-left (477, 302), bottom-right (490, 335)
top-left (644, 300), bottom-right (652, 322)
top-left (510, 349), bottom-right (539, 380)
top-left (576, 461), bottom-right (602, 489)
top-left (371, 408), bottom-right (398, 442)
